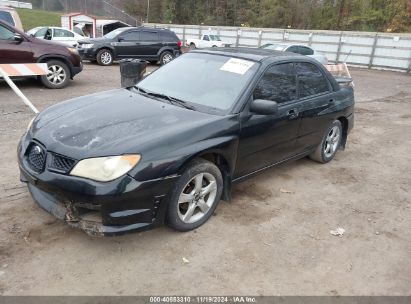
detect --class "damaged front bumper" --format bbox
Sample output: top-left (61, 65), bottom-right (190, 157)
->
top-left (18, 138), bottom-right (178, 237)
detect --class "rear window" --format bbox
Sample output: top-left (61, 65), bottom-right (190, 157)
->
top-left (0, 11), bottom-right (14, 26)
top-left (159, 31), bottom-right (178, 41)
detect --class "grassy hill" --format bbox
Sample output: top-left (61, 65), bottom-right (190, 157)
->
top-left (16, 8), bottom-right (61, 31)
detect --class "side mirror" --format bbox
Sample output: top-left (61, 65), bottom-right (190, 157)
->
top-left (250, 99), bottom-right (278, 115)
top-left (118, 36), bottom-right (124, 42)
top-left (14, 33), bottom-right (24, 42)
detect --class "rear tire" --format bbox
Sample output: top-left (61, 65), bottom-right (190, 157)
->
top-left (160, 51), bottom-right (174, 65)
top-left (166, 159), bottom-right (223, 231)
top-left (309, 120), bottom-right (342, 163)
top-left (189, 43), bottom-right (196, 50)
top-left (40, 60), bottom-right (70, 89)
top-left (96, 49), bottom-right (113, 66)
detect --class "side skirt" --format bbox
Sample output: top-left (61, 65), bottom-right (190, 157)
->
top-left (231, 150), bottom-right (313, 184)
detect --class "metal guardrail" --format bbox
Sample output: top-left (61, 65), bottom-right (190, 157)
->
top-left (148, 23), bottom-right (411, 73)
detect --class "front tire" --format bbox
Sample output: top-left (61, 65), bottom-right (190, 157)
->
top-left (96, 49), bottom-right (113, 66)
top-left (167, 159), bottom-right (223, 231)
top-left (40, 60), bottom-right (70, 89)
top-left (309, 120), bottom-right (342, 163)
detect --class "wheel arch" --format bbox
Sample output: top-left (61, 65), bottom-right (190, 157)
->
top-left (178, 151), bottom-right (233, 203)
top-left (157, 47), bottom-right (175, 57)
top-left (37, 55), bottom-right (73, 78)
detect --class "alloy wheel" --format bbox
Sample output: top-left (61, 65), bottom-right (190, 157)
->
top-left (100, 51), bottom-right (112, 65)
top-left (46, 65), bottom-right (66, 85)
top-left (177, 172), bottom-right (217, 224)
top-left (162, 53), bottom-right (173, 64)
top-left (324, 126), bottom-right (340, 158)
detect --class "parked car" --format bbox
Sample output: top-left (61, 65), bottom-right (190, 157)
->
top-left (77, 26), bottom-right (182, 66)
top-left (26, 26), bottom-right (84, 47)
top-left (0, 20), bottom-right (83, 89)
top-left (18, 48), bottom-right (354, 236)
top-left (260, 43), bottom-right (328, 64)
top-left (0, 6), bottom-right (23, 31)
top-left (186, 34), bottom-right (230, 49)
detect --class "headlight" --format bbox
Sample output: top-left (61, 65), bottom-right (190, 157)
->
top-left (27, 116), bottom-right (36, 132)
top-left (67, 47), bottom-right (78, 54)
top-left (80, 43), bottom-right (94, 49)
top-left (70, 155), bottom-right (141, 182)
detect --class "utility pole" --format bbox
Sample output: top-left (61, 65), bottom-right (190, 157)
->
top-left (146, 0), bottom-right (150, 23)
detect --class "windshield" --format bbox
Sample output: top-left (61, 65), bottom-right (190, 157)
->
top-left (137, 53), bottom-right (258, 113)
top-left (209, 35), bottom-right (221, 41)
top-left (27, 27), bottom-right (41, 35)
top-left (104, 27), bottom-right (128, 39)
top-left (260, 43), bottom-right (288, 51)
top-left (0, 11), bottom-right (14, 26)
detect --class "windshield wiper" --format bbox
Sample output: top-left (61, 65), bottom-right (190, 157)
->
top-left (134, 86), bottom-right (195, 110)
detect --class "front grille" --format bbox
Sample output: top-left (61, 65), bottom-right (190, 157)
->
top-left (49, 153), bottom-right (76, 173)
top-left (27, 143), bottom-right (46, 173)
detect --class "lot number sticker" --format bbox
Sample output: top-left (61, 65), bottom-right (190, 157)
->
top-left (220, 58), bottom-right (254, 75)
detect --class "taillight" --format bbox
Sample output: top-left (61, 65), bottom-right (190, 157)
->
top-left (178, 40), bottom-right (182, 48)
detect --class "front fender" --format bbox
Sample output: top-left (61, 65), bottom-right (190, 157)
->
top-left (132, 135), bottom-right (239, 182)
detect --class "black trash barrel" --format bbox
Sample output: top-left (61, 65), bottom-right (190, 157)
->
top-left (119, 59), bottom-right (147, 88)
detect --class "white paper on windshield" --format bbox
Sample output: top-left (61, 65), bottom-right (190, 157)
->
top-left (220, 58), bottom-right (254, 75)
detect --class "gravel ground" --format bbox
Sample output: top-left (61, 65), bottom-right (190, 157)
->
top-left (0, 63), bottom-right (410, 295)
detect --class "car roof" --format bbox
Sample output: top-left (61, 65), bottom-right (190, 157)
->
top-left (123, 26), bottom-right (174, 32)
top-left (191, 47), bottom-right (304, 62)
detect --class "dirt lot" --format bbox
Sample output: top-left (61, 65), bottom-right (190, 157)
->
top-left (0, 63), bottom-right (410, 295)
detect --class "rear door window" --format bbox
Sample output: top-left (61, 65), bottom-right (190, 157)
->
top-left (140, 31), bottom-right (158, 41)
top-left (296, 62), bottom-right (330, 99)
top-left (122, 31), bottom-right (140, 41)
top-left (299, 46), bottom-right (314, 55)
top-left (253, 63), bottom-right (297, 104)
top-left (0, 11), bottom-right (14, 26)
top-left (286, 45), bottom-right (299, 54)
top-left (54, 29), bottom-right (74, 38)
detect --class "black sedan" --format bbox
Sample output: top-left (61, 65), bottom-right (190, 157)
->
top-left (18, 48), bottom-right (354, 236)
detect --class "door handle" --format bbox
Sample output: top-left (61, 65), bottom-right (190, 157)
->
top-left (287, 108), bottom-right (299, 119)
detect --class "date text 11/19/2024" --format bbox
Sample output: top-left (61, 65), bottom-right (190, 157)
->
top-left (149, 296), bottom-right (257, 303)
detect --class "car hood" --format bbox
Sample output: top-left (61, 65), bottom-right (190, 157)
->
top-left (31, 89), bottom-right (225, 160)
